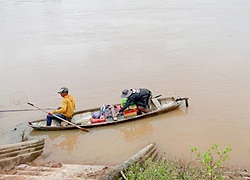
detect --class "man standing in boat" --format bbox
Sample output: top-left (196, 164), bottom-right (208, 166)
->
top-left (117, 88), bottom-right (152, 115)
top-left (46, 87), bottom-right (75, 126)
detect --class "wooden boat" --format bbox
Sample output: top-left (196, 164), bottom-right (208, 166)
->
top-left (28, 96), bottom-right (188, 131)
top-left (0, 139), bottom-right (45, 170)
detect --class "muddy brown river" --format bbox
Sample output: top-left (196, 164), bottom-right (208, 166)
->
top-left (0, 0), bottom-right (250, 169)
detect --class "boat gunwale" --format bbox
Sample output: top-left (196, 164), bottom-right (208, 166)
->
top-left (28, 96), bottom-right (183, 130)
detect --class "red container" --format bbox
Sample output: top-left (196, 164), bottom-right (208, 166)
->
top-left (124, 109), bottom-right (138, 117)
top-left (90, 116), bottom-right (106, 124)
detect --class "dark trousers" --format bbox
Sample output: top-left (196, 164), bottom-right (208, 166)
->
top-left (46, 114), bottom-right (69, 126)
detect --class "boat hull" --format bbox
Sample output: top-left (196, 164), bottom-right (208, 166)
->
top-left (28, 96), bottom-right (187, 131)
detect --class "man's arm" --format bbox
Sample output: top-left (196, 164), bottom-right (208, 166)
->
top-left (119, 95), bottom-right (136, 112)
top-left (53, 99), bottom-right (67, 114)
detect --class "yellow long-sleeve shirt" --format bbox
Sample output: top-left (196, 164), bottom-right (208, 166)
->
top-left (53, 94), bottom-right (75, 118)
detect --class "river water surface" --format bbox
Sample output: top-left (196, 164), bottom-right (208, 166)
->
top-left (1, 0), bottom-right (250, 169)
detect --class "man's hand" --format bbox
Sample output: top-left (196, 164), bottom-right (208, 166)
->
top-left (114, 112), bottom-right (119, 117)
top-left (48, 112), bottom-right (53, 115)
top-left (115, 112), bottom-right (122, 117)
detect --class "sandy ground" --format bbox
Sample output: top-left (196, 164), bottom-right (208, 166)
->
top-left (0, 155), bottom-right (117, 180)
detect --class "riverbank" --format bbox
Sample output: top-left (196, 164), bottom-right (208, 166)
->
top-left (0, 142), bottom-right (156, 179)
top-left (0, 140), bottom-right (249, 180)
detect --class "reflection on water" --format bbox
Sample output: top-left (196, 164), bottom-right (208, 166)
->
top-left (27, 107), bottom-right (188, 164)
top-left (29, 130), bottom-right (80, 152)
top-left (119, 107), bottom-right (188, 142)
top-left (119, 123), bottom-right (153, 142)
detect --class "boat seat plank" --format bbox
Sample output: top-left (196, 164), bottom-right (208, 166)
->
top-left (151, 98), bottom-right (161, 109)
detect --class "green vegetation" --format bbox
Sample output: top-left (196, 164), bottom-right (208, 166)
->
top-left (122, 144), bottom-right (239, 180)
top-left (191, 144), bottom-right (232, 179)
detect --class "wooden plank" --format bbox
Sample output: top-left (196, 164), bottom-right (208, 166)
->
top-left (0, 142), bottom-right (44, 155)
top-left (0, 139), bottom-right (44, 151)
top-left (100, 143), bottom-right (156, 180)
top-left (0, 150), bottom-right (43, 170)
top-left (151, 98), bottom-right (161, 109)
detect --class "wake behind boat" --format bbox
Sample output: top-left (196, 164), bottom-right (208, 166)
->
top-left (28, 96), bottom-right (188, 131)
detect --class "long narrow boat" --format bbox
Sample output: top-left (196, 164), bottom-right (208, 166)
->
top-left (28, 96), bottom-right (188, 131)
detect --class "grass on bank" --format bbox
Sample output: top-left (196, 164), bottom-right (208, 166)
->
top-left (121, 144), bottom-right (247, 180)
